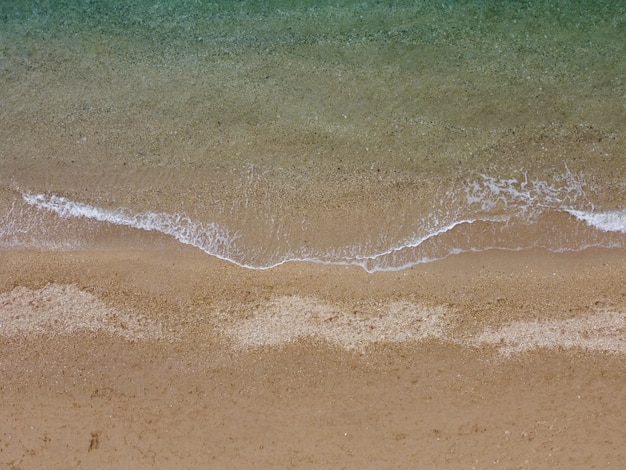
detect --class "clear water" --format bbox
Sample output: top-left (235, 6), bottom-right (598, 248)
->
top-left (1, 1), bottom-right (625, 271)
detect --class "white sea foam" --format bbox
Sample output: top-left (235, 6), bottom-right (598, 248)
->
top-left (0, 199), bottom-right (84, 249)
top-left (20, 193), bottom-right (494, 271)
top-left (16, 170), bottom-right (626, 273)
top-left (566, 209), bottom-right (626, 234)
top-left (22, 193), bottom-right (242, 262)
top-left (465, 170), bottom-right (592, 218)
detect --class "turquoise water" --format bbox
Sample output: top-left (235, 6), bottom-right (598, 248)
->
top-left (1, 1), bottom-right (625, 270)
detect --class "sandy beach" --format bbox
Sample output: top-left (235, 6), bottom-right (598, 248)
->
top-left (1, 247), bottom-right (625, 468)
top-left (2, 1), bottom-right (626, 467)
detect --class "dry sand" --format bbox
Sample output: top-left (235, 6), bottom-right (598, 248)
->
top-left (1, 246), bottom-right (626, 468)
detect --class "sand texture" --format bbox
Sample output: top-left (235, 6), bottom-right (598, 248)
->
top-left (1, 247), bottom-right (626, 468)
top-left (1, 1), bottom-right (625, 467)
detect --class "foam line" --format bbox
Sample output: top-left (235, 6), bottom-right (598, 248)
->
top-left (20, 192), bottom-right (626, 273)
top-left (566, 209), bottom-right (626, 234)
top-left (22, 193), bottom-right (243, 263)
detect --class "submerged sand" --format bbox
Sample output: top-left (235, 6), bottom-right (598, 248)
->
top-left (1, 247), bottom-right (625, 468)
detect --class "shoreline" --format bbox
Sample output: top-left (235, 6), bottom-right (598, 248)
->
top-left (2, 1), bottom-right (625, 466)
top-left (3, 244), bottom-right (624, 309)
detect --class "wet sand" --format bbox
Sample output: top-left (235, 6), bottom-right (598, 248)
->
top-left (1, 247), bottom-right (625, 468)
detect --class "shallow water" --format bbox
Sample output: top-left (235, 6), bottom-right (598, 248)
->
top-left (1, 0), bottom-right (625, 271)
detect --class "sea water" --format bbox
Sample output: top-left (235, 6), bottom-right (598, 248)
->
top-left (1, 0), bottom-right (625, 272)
